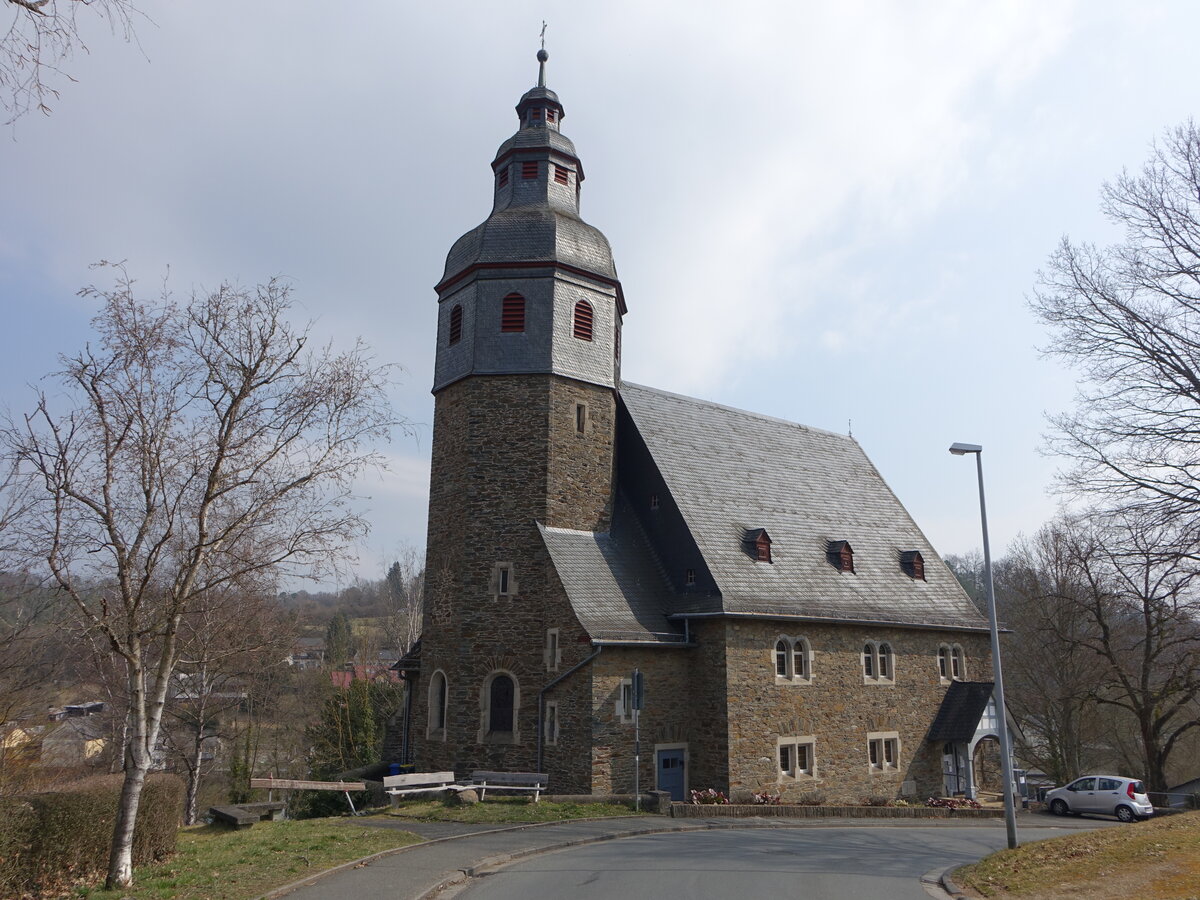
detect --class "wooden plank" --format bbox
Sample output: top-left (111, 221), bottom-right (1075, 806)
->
top-left (471, 771), bottom-right (547, 784)
top-left (382, 771), bottom-right (456, 788)
top-left (250, 778), bottom-right (367, 791)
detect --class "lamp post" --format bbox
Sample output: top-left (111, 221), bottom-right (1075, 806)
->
top-left (949, 442), bottom-right (1019, 850)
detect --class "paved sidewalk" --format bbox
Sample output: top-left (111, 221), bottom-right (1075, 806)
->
top-left (266, 810), bottom-right (1099, 900)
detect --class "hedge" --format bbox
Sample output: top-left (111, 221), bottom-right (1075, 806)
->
top-left (0, 773), bottom-right (185, 896)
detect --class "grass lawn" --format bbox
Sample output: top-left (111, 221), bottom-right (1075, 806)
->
top-left (955, 810), bottom-right (1200, 899)
top-left (75, 818), bottom-right (422, 900)
top-left (383, 795), bottom-right (647, 824)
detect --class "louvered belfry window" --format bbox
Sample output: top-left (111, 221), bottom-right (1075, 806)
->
top-left (501, 294), bottom-right (526, 332)
top-left (522, 161), bottom-right (539, 179)
top-left (573, 300), bottom-right (593, 340)
top-left (497, 167), bottom-right (509, 187)
top-left (448, 304), bottom-right (463, 345)
top-left (554, 164), bottom-right (569, 185)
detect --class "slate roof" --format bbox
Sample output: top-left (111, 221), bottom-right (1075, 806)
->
top-left (619, 382), bottom-right (989, 630)
top-left (441, 208), bottom-right (617, 284)
top-left (539, 495), bottom-right (685, 644)
top-left (927, 681), bottom-right (996, 742)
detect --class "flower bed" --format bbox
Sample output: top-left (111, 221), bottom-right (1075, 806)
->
top-left (670, 802), bottom-right (1003, 819)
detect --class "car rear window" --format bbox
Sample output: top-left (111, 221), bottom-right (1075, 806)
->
top-left (1132, 781), bottom-right (1146, 793)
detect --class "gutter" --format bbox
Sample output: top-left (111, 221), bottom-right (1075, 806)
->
top-left (671, 610), bottom-right (1001, 634)
top-left (536, 645), bottom-right (602, 774)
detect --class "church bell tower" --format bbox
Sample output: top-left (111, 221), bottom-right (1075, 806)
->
top-left (412, 49), bottom-right (625, 775)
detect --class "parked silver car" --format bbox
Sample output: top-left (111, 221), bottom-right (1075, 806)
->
top-left (1045, 776), bottom-right (1154, 822)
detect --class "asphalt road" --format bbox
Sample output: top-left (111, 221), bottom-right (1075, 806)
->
top-left (451, 824), bottom-right (1100, 900)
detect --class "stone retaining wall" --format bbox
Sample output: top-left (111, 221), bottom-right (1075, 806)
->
top-left (670, 803), bottom-right (1002, 819)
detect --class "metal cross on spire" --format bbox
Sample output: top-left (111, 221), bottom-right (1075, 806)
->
top-left (537, 21), bottom-right (549, 87)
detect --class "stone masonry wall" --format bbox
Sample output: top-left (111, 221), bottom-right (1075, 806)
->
top-left (722, 621), bottom-right (991, 803)
top-left (410, 374), bottom-right (615, 790)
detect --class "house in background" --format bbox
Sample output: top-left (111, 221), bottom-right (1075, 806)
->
top-left (398, 51), bottom-right (998, 803)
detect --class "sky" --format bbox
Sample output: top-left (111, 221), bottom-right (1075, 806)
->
top-left (1, 0), bottom-right (1197, 588)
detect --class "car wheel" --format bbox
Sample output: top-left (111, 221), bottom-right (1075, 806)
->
top-left (1050, 799), bottom-right (1068, 816)
top-left (1115, 805), bottom-right (1135, 823)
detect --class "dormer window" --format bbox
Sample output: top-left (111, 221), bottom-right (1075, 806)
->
top-left (743, 528), bottom-right (772, 562)
top-left (522, 161), bottom-right (539, 180)
top-left (827, 540), bottom-right (854, 573)
top-left (501, 294), bottom-right (526, 333)
top-left (900, 550), bottom-right (925, 580)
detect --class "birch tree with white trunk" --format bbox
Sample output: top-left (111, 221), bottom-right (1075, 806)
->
top-left (5, 267), bottom-right (396, 888)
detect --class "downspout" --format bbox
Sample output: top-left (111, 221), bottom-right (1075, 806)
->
top-left (537, 645), bottom-right (603, 774)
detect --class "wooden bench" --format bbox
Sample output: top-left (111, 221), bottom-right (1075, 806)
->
top-left (471, 771), bottom-right (549, 802)
top-left (383, 771), bottom-right (466, 805)
top-left (208, 802), bottom-right (285, 829)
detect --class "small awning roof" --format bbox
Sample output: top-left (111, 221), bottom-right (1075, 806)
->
top-left (926, 680), bottom-right (995, 742)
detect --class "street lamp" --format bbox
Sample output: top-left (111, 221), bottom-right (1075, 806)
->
top-left (949, 442), bottom-right (1019, 850)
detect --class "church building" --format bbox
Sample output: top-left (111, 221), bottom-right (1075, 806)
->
top-left (398, 50), bottom-right (998, 803)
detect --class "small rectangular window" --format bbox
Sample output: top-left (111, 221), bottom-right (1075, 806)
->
top-left (779, 745), bottom-right (793, 777)
top-left (498, 566), bottom-right (510, 595)
top-left (501, 294), bottom-right (526, 333)
top-left (868, 733), bottom-right (899, 771)
top-left (545, 628), bottom-right (560, 672)
top-left (650, 493), bottom-right (659, 510)
top-left (618, 678), bottom-right (634, 724)
top-left (685, 568), bottom-right (696, 585)
top-left (497, 167), bottom-right (509, 187)
top-left (575, 403), bottom-right (587, 434)
top-left (546, 108), bottom-right (557, 123)
top-left (522, 161), bottom-right (539, 179)
top-left (554, 164), bottom-right (569, 185)
top-left (545, 701), bottom-right (559, 745)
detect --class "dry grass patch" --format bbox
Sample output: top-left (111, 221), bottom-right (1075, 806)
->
top-left (70, 818), bottom-right (422, 900)
top-left (956, 811), bottom-right (1200, 899)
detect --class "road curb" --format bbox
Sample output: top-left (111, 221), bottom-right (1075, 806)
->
top-left (941, 865), bottom-right (970, 898)
top-left (257, 816), bottom-right (648, 900)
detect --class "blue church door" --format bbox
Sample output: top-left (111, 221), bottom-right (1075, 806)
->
top-left (657, 748), bottom-right (686, 801)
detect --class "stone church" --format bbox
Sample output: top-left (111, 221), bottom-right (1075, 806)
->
top-left (397, 51), bottom-right (999, 803)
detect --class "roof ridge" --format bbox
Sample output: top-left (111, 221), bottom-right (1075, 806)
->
top-left (619, 380), bottom-right (858, 443)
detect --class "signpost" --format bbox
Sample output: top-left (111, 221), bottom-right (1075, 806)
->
top-left (632, 668), bottom-right (644, 811)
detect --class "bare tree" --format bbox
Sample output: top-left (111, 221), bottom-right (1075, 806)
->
top-left (1060, 511), bottom-right (1200, 791)
top-left (997, 523), bottom-right (1109, 784)
top-left (1033, 121), bottom-right (1200, 527)
top-left (2, 0), bottom-right (139, 122)
top-left (4, 267), bottom-right (396, 888)
top-left (163, 578), bottom-right (294, 824)
top-left (383, 544), bottom-right (422, 655)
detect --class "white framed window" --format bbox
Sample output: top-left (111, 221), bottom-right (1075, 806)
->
top-left (868, 731), bottom-right (900, 773)
top-left (777, 736), bottom-right (816, 780)
top-left (544, 628), bottom-right (561, 672)
top-left (492, 562), bottom-right (516, 598)
top-left (544, 700), bottom-right (559, 745)
top-left (938, 643), bottom-right (966, 683)
top-left (863, 641), bottom-right (895, 684)
top-left (427, 669), bottom-right (449, 740)
top-left (773, 636), bottom-right (812, 684)
top-left (616, 677), bottom-right (635, 724)
top-left (574, 402), bottom-right (589, 434)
